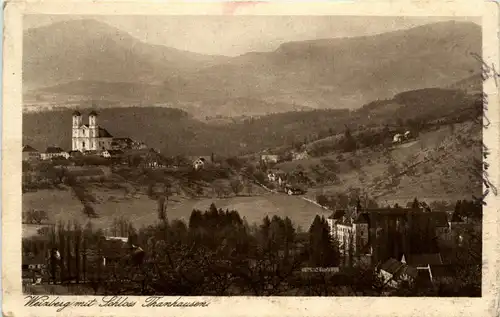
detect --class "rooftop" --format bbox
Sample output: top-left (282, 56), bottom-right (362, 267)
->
top-left (45, 147), bottom-right (65, 153)
top-left (99, 127), bottom-right (113, 138)
top-left (407, 253), bottom-right (443, 267)
top-left (106, 150), bottom-right (124, 155)
top-left (354, 212), bottom-right (370, 224)
top-left (23, 145), bottom-right (38, 153)
top-left (380, 258), bottom-right (418, 279)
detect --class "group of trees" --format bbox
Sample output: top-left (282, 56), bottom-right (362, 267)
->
top-left (452, 199), bottom-right (482, 220)
top-left (23, 196), bottom-right (483, 296)
top-left (315, 190), bottom-right (379, 211)
top-left (23, 209), bottom-right (49, 225)
top-left (24, 205), bottom-right (348, 295)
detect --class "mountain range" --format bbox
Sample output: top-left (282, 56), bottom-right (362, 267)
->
top-left (23, 19), bottom-right (482, 117)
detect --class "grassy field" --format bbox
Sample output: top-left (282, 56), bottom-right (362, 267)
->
top-left (185, 193), bottom-right (331, 230)
top-left (23, 185), bottom-right (329, 237)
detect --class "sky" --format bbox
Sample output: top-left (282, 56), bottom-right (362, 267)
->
top-left (24, 15), bottom-right (480, 56)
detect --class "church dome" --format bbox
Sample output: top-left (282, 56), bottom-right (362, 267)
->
top-left (72, 110), bottom-right (81, 116)
top-left (89, 110), bottom-right (98, 116)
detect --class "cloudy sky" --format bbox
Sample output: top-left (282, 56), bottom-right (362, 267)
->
top-left (24, 15), bottom-right (480, 56)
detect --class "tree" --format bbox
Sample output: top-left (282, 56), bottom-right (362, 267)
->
top-left (25, 209), bottom-right (49, 224)
top-left (245, 181), bottom-right (253, 195)
top-left (387, 163), bottom-right (398, 176)
top-left (157, 196), bottom-right (167, 222)
top-left (316, 194), bottom-right (329, 206)
top-left (147, 182), bottom-right (155, 198)
top-left (73, 222), bottom-right (82, 284)
top-left (397, 117), bottom-right (404, 127)
top-left (411, 197), bottom-right (420, 209)
top-left (230, 179), bottom-right (244, 196)
top-left (308, 215), bottom-right (339, 267)
top-left (83, 204), bottom-right (97, 219)
top-left (212, 179), bottom-right (229, 198)
top-left (342, 126), bottom-right (357, 153)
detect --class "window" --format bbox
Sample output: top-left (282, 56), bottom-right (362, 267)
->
top-left (82, 141), bottom-right (86, 148)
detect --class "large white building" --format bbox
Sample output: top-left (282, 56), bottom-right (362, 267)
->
top-left (72, 111), bottom-right (113, 152)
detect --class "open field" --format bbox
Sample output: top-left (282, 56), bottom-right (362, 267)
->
top-left (23, 185), bottom-right (331, 237)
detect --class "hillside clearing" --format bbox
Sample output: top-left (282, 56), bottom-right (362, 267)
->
top-left (276, 121), bottom-right (482, 204)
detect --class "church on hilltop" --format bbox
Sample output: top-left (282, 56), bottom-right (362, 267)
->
top-left (72, 111), bottom-right (113, 152)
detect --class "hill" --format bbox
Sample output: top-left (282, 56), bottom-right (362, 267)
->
top-left (23, 19), bottom-right (481, 116)
top-left (448, 73), bottom-right (483, 94)
top-left (22, 107), bottom-right (351, 156)
top-left (275, 120), bottom-right (482, 204)
top-left (23, 19), bottom-right (226, 90)
top-left (22, 87), bottom-right (481, 157)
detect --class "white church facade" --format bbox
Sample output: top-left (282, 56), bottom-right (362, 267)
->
top-left (72, 111), bottom-right (113, 152)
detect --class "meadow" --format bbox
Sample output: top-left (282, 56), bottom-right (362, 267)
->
top-left (22, 185), bottom-right (331, 237)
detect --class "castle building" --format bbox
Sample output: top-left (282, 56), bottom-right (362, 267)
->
top-left (72, 111), bottom-right (113, 152)
top-left (327, 204), bottom-right (449, 266)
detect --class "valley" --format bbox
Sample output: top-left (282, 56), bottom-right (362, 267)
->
top-left (20, 15), bottom-right (485, 297)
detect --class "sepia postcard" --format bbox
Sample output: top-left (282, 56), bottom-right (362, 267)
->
top-left (2, 0), bottom-right (500, 316)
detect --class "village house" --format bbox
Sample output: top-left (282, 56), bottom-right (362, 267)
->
top-left (85, 237), bottom-right (145, 268)
top-left (123, 149), bottom-right (166, 169)
top-left (393, 134), bottom-right (403, 144)
top-left (267, 170), bottom-right (287, 185)
top-left (429, 211), bottom-right (452, 242)
top-left (22, 145), bottom-right (41, 161)
top-left (292, 150), bottom-right (309, 161)
top-left (377, 258), bottom-right (418, 288)
top-left (188, 155), bottom-right (213, 170)
top-left (261, 154), bottom-right (279, 164)
top-left (22, 254), bottom-right (47, 285)
top-left (83, 150), bottom-right (99, 156)
top-left (393, 131), bottom-right (412, 144)
top-left (193, 158), bottom-right (206, 170)
top-left (111, 137), bottom-right (134, 150)
top-left (41, 147), bottom-right (69, 160)
top-left (400, 253), bottom-right (443, 285)
top-left (134, 142), bottom-right (148, 150)
top-left (68, 150), bottom-right (83, 159)
top-left (101, 149), bottom-right (124, 159)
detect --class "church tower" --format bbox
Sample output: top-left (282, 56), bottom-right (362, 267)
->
top-left (89, 111), bottom-right (99, 150)
top-left (72, 111), bottom-right (82, 151)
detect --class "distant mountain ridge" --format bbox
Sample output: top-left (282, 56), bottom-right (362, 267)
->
top-left (24, 19), bottom-right (482, 116)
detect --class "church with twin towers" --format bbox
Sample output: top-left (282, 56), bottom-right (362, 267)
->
top-left (72, 110), bottom-right (114, 152)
